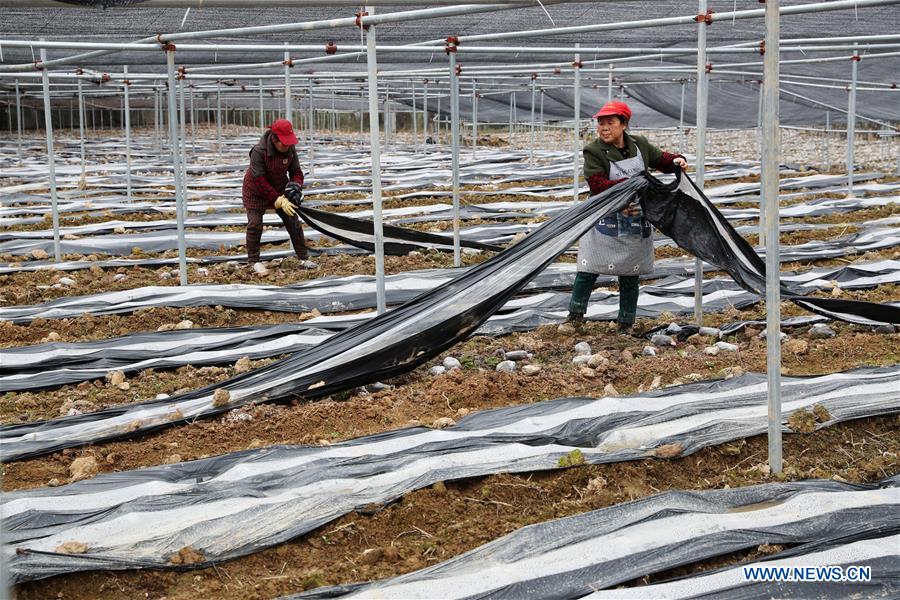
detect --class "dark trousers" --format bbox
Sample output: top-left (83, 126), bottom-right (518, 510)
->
top-left (245, 208), bottom-right (308, 263)
top-left (569, 272), bottom-right (640, 325)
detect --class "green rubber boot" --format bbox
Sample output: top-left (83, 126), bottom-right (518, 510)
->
top-left (617, 275), bottom-right (640, 330)
top-left (568, 271), bottom-right (599, 322)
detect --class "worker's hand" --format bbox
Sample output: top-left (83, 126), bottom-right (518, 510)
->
top-left (673, 156), bottom-right (688, 170)
top-left (274, 195), bottom-right (298, 217)
top-left (621, 202), bottom-right (642, 217)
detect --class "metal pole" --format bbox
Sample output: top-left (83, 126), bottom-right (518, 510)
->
top-left (216, 82), bottom-right (222, 155)
top-left (77, 77), bottom-right (86, 180)
top-left (189, 84), bottom-right (196, 151)
top-left (308, 79), bottom-right (315, 177)
top-left (755, 80), bottom-right (763, 156)
top-left (508, 91), bottom-right (514, 141)
top-left (178, 75), bottom-right (189, 285)
top-left (694, 0), bottom-right (708, 326)
top-left (258, 78), bottom-right (264, 127)
top-left (539, 88), bottom-right (545, 145)
top-left (166, 49), bottom-right (188, 286)
top-left (435, 92), bottom-right (441, 143)
top-left (366, 7), bottom-right (386, 315)
top-left (123, 66), bottom-right (133, 202)
top-left (412, 83), bottom-right (418, 147)
top-left (384, 85), bottom-right (391, 147)
top-left (423, 81), bottom-right (429, 142)
top-left (529, 74), bottom-right (536, 166)
top-left (573, 44), bottom-right (581, 201)
top-left (14, 80), bottom-right (23, 163)
top-left (607, 63), bottom-right (613, 101)
top-left (284, 44), bottom-right (292, 123)
top-left (330, 88), bottom-right (336, 133)
top-left (762, 0), bottom-right (783, 475)
top-left (449, 45), bottom-right (462, 267)
top-left (471, 80), bottom-right (478, 159)
top-left (847, 44), bottom-right (858, 197)
top-left (679, 79), bottom-right (686, 154)
top-left (153, 88), bottom-right (160, 154)
top-left (39, 42), bottom-right (61, 263)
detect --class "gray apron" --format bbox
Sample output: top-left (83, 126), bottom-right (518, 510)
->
top-left (576, 150), bottom-right (654, 276)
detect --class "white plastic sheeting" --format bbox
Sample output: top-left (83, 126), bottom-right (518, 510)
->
top-left (3, 367), bottom-right (898, 583)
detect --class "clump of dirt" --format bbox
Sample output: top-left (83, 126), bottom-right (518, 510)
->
top-left (168, 546), bottom-right (205, 566)
top-left (787, 409), bottom-right (818, 433)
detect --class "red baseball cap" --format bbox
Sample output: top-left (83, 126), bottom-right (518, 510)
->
top-left (270, 119), bottom-right (299, 146)
top-left (593, 101), bottom-right (632, 122)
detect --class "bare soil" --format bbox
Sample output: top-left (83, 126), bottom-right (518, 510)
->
top-left (2, 132), bottom-right (898, 600)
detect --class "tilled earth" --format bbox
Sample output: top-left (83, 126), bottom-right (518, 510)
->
top-left (2, 128), bottom-right (899, 599)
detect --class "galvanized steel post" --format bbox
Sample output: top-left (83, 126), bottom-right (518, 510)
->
top-left (366, 7), bottom-right (386, 314)
top-left (178, 75), bottom-right (189, 285)
top-left (308, 79), bottom-right (316, 177)
top-left (216, 82), bottom-right (222, 155)
top-left (123, 66), bottom-right (133, 202)
top-left (679, 79), bottom-right (686, 154)
top-left (39, 42), bottom-right (61, 262)
top-left (284, 44), bottom-right (293, 122)
top-left (763, 0), bottom-right (783, 475)
top-left (15, 80), bottom-right (23, 163)
top-left (846, 44), bottom-right (858, 197)
top-left (258, 78), bottom-right (264, 128)
top-left (77, 77), bottom-right (86, 178)
top-left (449, 42), bottom-right (462, 267)
top-left (153, 88), bottom-right (160, 154)
top-left (529, 74), bottom-right (536, 166)
top-left (166, 48), bottom-right (188, 286)
top-left (471, 79), bottom-right (478, 159)
top-left (573, 44), bottom-right (581, 201)
top-left (693, 0), bottom-right (708, 326)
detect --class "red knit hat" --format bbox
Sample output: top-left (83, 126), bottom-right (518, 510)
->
top-left (270, 119), bottom-right (299, 145)
top-left (593, 101), bottom-right (632, 122)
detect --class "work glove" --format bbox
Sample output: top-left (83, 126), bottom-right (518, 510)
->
top-left (284, 182), bottom-right (303, 204)
top-left (274, 195), bottom-right (298, 217)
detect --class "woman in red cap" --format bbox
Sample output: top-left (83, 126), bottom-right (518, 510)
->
top-left (242, 118), bottom-right (309, 265)
top-left (569, 101), bottom-right (687, 333)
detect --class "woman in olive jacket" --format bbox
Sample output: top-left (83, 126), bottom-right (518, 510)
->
top-left (569, 101), bottom-right (687, 333)
top-left (242, 119), bottom-right (308, 264)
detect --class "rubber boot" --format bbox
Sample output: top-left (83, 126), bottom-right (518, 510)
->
top-left (617, 275), bottom-right (640, 332)
top-left (568, 271), bottom-right (599, 322)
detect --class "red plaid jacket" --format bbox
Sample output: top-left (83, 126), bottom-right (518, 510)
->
top-left (242, 131), bottom-right (305, 210)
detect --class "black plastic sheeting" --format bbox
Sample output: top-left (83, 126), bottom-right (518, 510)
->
top-left (3, 173), bottom-right (899, 460)
top-left (3, 260), bottom-right (897, 392)
top-left (582, 534), bottom-right (900, 599)
top-left (0, 176), bottom-right (644, 461)
top-left (2, 367), bottom-right (897, 583)
top-left (643, 173), bottom-right (900, 326)
top-left (286, 477), bottom-right (900, 600)
top-left (296, 205), bottom-right (504, 254)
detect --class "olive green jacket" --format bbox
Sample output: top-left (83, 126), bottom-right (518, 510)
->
top-left (583, 131), bottom-right (664, 180)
